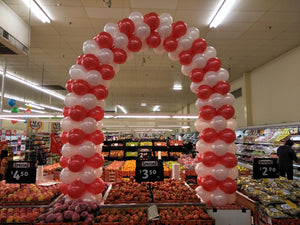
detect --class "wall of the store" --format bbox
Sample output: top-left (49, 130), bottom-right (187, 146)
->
top-left (250, 46), bottom-right (300, 125)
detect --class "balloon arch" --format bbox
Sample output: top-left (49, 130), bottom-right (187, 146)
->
top-left (59, 12), bottom-right (238, 206)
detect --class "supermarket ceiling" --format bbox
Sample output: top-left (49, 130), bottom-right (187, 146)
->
top-left (1, 0), bottom-right (300, 115)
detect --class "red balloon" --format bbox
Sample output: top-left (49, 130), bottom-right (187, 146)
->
top-left (219, 178), bottom-right (237, 194)
top-left (63, 107), bottom-right (70, 117)
top-left (196, 153), bottom-right (202, 163)
top-left (94, 32), bottom-right (113, 49)
top-left (85, 152), bottom-right (105, 168)
top-left (172, 21), bottom-right (187, 38)
top-left (25, 109), bottom-right (31, 113)
top-left (205, 57), bottom-right (221, 72)
top-left (196, 85), bottom-right (214, 99)
top-left (200, 151), bottom-right (218, 167)
top-left (143, 12), bottom-right (160, 31)
top-left (98, 64), bottom-right (115, 80)
top-left (112, 48), bottom-right (127, 64)
top-left (67, 129), bottom-right (86, 145)
top-left (87, 130), bottom-right (105, 145)
top-left (189, 68), bottom-right (205, 83)
top-left (76, 55), bottom-right (83, 65)
top-left (217, 104), bottom-right (235, 119)
top-left (88, 106), bottom-right (105, 121)
top-left (202, 128), bottom-right (218, 143)
top-left (93, 84), bottom-right (108, 100)
top-left (213, 81), bottom-right (230, 95)
top-left (191, 38), bottom-right (207, 54)
top-left (60, 132), bottom-right (68, 144)
top-left (179, 50), bottom-right (193, 65)
top-left (197, 176), bottom-right (203, 186)
top-left (201, 175), bottom-right (218, 192)
top-left (72, 79), bottom-right (90, 95)
top-left (86, 177), bottom-right (106, 195)
top-left (163, 36), bottom-right (178, 52)
top-left (199, 105), bottom-right (217, 120)
top-left (220, 153), bottom-right (238, 168)
top-left (219, 128), bottom-right (236, 143)
top-left (146, 31), bottom-right (161, 48)
top-left (59, 156), bottom-right (68, 168)
top-left (82, 54), bottom-right (100, 70)
top-left (69, 105), bottom-right (87, 122)
top-left (67, 180), bottom-right (86, 199)
top-left (60, 183), bottom-right (68, 195)
top-left (118, 18), bottom-right (135, 36)
top-left (65, 79), bottom-right (74, 93)
top-left (127, 36), bottom-right (142, 52)
top-left (68, 154), bottom-right (85, 172)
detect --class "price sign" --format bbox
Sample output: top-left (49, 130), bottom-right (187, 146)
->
top-left (6, 161), bottom-right (36, 184)
top-left (135, 159), bottom-right (164, 182)
top-left (253, 158), bottom-right (279, 179)
top-left (138, 148), bottom-right (152, 160)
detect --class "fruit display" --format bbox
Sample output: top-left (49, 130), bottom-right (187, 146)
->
top-left (169, 151), bottom-right (182, 158)
top-left (102, 152), bottom-right (109, 157)
top-left (155, 151), bottom-right (168, 157)
top-left (0, 183), bottom-right (60, 205)
top-left (0, 207), bottom-right (46, 223)
top-left (43, 163), bottom-right (62, 172)
top-left (151, 180), bottom-right (199, 203)
top-left (165, 161), bottom-right (183, 171)
top-left (236, 165), bottom-right (251, 176)
top-left (125, 141), bottom-right (139, 147)
top-left (121, 160), bottom-right (136, 177)
top-left (109, 150), bottom-right (124, 158)
top-left (125, 151), bottom-right (138, 157)
top-left (169, 140), bottom-right (183, 146)
top-left (140, 141), bottom-right (153, 146)
top-left (37, 198), bottom-right (99, 223)
top-left (156, 205), bottom-right (214, 224)
top-left (154, 141), bottom-right (167, 146)
top-left (105, 161), bottom-right (124, 170)
top-left (94, 208), bottom-right (148, 224)
top-left (178, 153), bottom-right (197, 170)
top-left (163, 163), bottom-right (170, 177)
top-left (105, 179), bottom-right (152, 204)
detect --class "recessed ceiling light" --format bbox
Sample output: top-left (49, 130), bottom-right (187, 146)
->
top-left (173, 83), bottom-right (182, 91)
top-left (153, 105), bottom-right (160, 112)
top-left (141, 102), bottom-right (147, 107)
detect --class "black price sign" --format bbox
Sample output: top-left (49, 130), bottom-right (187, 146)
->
top-left (138, 148), bottom-right (152, 160)
top-left (135, 159), bottom-right (164, 182)
top-left (6, 161), bottom-right (36, 184)
top-left (253, 158), bottom-right (279, 179)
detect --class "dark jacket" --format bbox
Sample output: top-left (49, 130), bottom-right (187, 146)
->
top-left (277, 145), bottom-right (298, 170)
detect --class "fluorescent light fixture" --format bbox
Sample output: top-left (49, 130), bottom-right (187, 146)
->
top-left (209, 0), bottom-right (237, 28)
top-left (104, 114), bottom-right (115, 119)
top-left (104, 125), bottom-right (126, 128)
top-left (115, 114), bottom-right (171, 119)
top-left (172, 115), bottom-right (198, 119)
top-left (18, 107), bottom-right (45, 114)
top-left (25, 103), bottom-right (45, 110)
top-left (22, 0), bottom-right (51, 23)
top-left (181, 126), bottom-right (190, 129)
top-left (141, 102), bottom-right (147, 107)
top-left (40, 104), bottom-right (63, 112)
top-left (0, 113), bottom-right (55, 118)
top-left (1, 118), bottom-right (26, 122)
top-left (128, 125), bottom-right (156, 128)
top-left (117, 105), bottom-right (127, 114)
top-left (153, 105), bottom-right (160, 112)
top-left (173, 83), bottom-right (182, 91)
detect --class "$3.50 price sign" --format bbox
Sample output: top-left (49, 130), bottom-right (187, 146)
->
top-left (135, 159), bottom-right (164, 182)
top-left (253, 158), bottom-right (279, 179)
top-left (6, 161), bottom-right (36, 184)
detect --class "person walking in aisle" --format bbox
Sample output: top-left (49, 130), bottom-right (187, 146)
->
top-left (277, 139), bottom-right (298, 180)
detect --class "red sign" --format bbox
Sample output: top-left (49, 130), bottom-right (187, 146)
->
top-left (12, 130), bottom-right (17, 136)
top-left (29, 121), bottom-right (43, 130)
top-left (5, 130), bottom-right (11, 136)
top-left (50, 133), bottom-right (62, 155)
top-left (17, 139), bottom-right (22, 145)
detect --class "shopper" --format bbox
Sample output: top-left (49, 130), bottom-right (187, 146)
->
top-left (276, 139), bottom-right (298, 180)
top-left (0, 149), bottom-right (9, 180)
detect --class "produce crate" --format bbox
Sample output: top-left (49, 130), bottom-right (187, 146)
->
top-left (235, 191), bottom-right (258, 212)
top-left (256, 210), bottom-right (300, 225)
top-left (102, 170), bottom-right (122, 182)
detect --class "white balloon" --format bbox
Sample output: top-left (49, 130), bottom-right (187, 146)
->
top-left (208, 93), bottom-right (224, 109)
top-left (157, 23), bottom-right (172, 38)
top-left (80, 117), bottom-right (97, 134)
top-left (140, 40), bottom-right (149, 52)
top-left (168, 49), bottom-right (180, 61)
top-left (80, 166), bottom-right (97, 184)
top-left (135, 22), bottom-right (150, 40)
top-left (126, 49), bottom-right (134, 61)
top-left (96, 48), bottom-right (113, 64)
top-left (97, 121), bottom-right (103, 130)
top-left (61, 143), bottom-right (80, 158)
top-left (159, 13), bottom-right (173, 25)
top-left (181, 63), bottom-right (195, 76)
top-left (190, 82), bottom-right (201, 93)
top-left (195, 186), bottom-right (211, 202)
top-left (228, 167), bottom-right (238, 179)
top-left (65, 93), bottom-right (80, 107)
top-left (227, 118), bottom-right (238, 130)
top-left (194, 118), bottom-right (210, 132)
top-left (104, 22), bottom-right (119, 36)
top-left (83, 40), bottom-right (99, 55)
top-left (95, 167), bottom-right (103, 177)
top-left (228, 143), bottom-right (238, 154)
top-left (217, 68), bottom-right (229, 81)
top-left (60, 168), bottom-right (80, 184)
top-left (196, 140), bottom-right (211, 153)
top-left (192, 54), bottom-right (207, 68)
top-left (96, 144), bottom-right (103, 153)
top-left (212, 164), bottom-right (228, 181)
top-left (69, 65), bottom-right (87, 80)
top-left (212, 140), bottom-right (228, 156)
top-left (95, 193), bottom-right (103, 203)
top-left (203, 71), bottom-right (218, 86)
top-left (187, 27), bottom-right (200, 40)
top-left (178, 35), bottom-right (193, 50)
top-left (204, 46), bottom-right (217, 60)
top-left (195, 163), bottom-right (212, 177)
top-left (211, 115), bottom-right (227, 131)
top-left (85, 70), bottom-right (110, 88)
top-left (153, 43), bottom-right (165, 54)
top-left (81, 192), bottom-right (97, 202)
top-left (80, 94), bottom-right (98, 110)
top-left (78, 141), bottom-right (97, 158)
top-left (61, 117), bottom-right (79, 132)
top-left (110, 62), bottom-right (120, 73)
top-left (195, 98), bottom-right (209, 110)
top-left (113, 32), bottom-right (129, 49)
top-left (224, 93), bottom-right (235, 105)
top-left (210, 189), bottom-right (227, 206)
top-left (129, 11), bottom-right (144, 25)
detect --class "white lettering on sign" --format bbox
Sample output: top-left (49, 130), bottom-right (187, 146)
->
top-left (142, 161), bottom-right (158, 167)
top-left (30, 121), bottom-right (42, 130)
top-left (13, 162), bottom-right (30, 168)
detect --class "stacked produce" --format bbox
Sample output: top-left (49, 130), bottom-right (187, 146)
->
top-left (169, 140), bottom-right (183, 146)
top-left (109, 150), bottom-right (124, 158)
top-left (121, 160), bottom-right (136, 177)
top-left (0, 207), bottom-right (45, 223)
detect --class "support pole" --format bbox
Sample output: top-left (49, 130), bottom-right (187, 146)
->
top-left (0, 58), bottom-right (7, 129)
